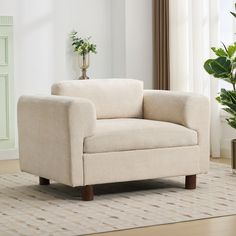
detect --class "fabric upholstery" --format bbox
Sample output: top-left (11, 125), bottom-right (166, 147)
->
top-left (84, 118), bottom-right (197, 153)
top-left (17, 95), bottom-right (96, 187)
top-left (17, 79), bottom-right (210, 188)
top-left (51, 79), bottom-right (143, 119)
top-left (143, 90), bottom-right (210, 172)
top-left (83, 146), bottom-right (200, 185)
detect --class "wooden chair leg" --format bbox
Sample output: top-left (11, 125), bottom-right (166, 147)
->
top-left (82, 185), bottom-right (94, 201)
top-left (185, 175), bottom-right (196, 189)
top-left (39, 177), bottom-right (50, 185)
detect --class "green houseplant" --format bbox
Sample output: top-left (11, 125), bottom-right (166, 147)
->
top-left (70, 31), bottom-right (97, 80)
top-left (204, 4), bottom-right (236, 172)
top-left (204, 43), bottom-right (236, 128)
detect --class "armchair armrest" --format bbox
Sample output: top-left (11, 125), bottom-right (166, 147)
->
top-left (17, 95), bottom-right (96, 187)
top-left (143, 90), bottom-right (210, 172)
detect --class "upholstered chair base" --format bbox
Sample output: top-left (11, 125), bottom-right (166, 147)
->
top-left (37, 176), bottom-right (197, 201)
top-left (39, 177), bottom-right (50, 185)
top-left (17, 79), bottom-right (209, 200)
top-left (185, 175), bottom-right (196, 189)
top-left (82, 185), bottom-right (94, 201)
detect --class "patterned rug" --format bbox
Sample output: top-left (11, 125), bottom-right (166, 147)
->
top-left (1, 162), bottom-right (236, 236)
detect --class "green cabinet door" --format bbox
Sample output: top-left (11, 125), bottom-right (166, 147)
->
top-left (0, 16), bottom-right (14, 149)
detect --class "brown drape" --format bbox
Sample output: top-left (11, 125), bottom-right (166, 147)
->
top-left (153, 0), bottom-right (170, 90)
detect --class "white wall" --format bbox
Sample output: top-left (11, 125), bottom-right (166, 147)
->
top-left (15, 0), bottom-right (113, 96)
top-left (0, 0), bottom-right (153, 96)
top-left (125, 0), bottom-right (153, 89)
top-left (111, 0), bottom-right (126, 77)
top-left (111, 0), bottom-right (153, 89)
top-left (0, 0), bottom-right (113, 94)
top-left (0, 0), bottom-right (153, 159)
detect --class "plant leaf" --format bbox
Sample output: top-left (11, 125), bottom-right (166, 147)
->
top-left (222, 42), bottom-right (228, 54)
top-left (228, 44), bottom-right (236, 58)
top-left (210, 57), bottom-right (231, 74)
top-left (211, 47), bottom-right (227, 57)
top-left (204, 59), bottom-right (215, 74)
top-left (231, 11), bottom-right (236, 18)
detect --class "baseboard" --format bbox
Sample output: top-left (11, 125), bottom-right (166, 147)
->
top-left (0, 149), bottom-right (19, 160)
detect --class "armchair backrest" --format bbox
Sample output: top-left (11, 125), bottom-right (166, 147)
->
top-left (51, 79), bottom-right (143, 119)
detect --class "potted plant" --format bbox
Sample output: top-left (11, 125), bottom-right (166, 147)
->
top-left (204, 5), bottom-right (236, 173)
top-left (70, 31), bottom-right (97, 80)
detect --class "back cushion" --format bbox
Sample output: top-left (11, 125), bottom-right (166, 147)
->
top-left (51, 79), bottom-right (143, 119)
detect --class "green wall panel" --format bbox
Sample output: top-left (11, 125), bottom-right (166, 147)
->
top-left (0, 16), bottom-right (14, 149)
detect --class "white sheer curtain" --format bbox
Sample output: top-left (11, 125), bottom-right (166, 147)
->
top-left (169, 0), bottom-right (221, 157)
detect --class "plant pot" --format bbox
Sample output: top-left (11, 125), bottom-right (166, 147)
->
top-left (231, 139), bottom-right (236, 174)
top-left (78, 53), bottom-right (90, 80)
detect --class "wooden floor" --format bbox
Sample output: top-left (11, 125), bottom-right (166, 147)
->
top-left (0, 159), bottom-right (20, 174)
top-left (1, 158), bottom-right (235, 236)
top-left (94, 215), bottom-right (236, 236)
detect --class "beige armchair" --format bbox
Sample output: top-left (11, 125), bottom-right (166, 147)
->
top-left (17, 79), bottom-right (210, 201)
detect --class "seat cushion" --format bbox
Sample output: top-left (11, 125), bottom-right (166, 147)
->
top-left (84, 119), bottom-right (198, 153)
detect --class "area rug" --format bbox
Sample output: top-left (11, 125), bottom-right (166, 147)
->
top-left (1, 162), bottom-right (236, 236)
